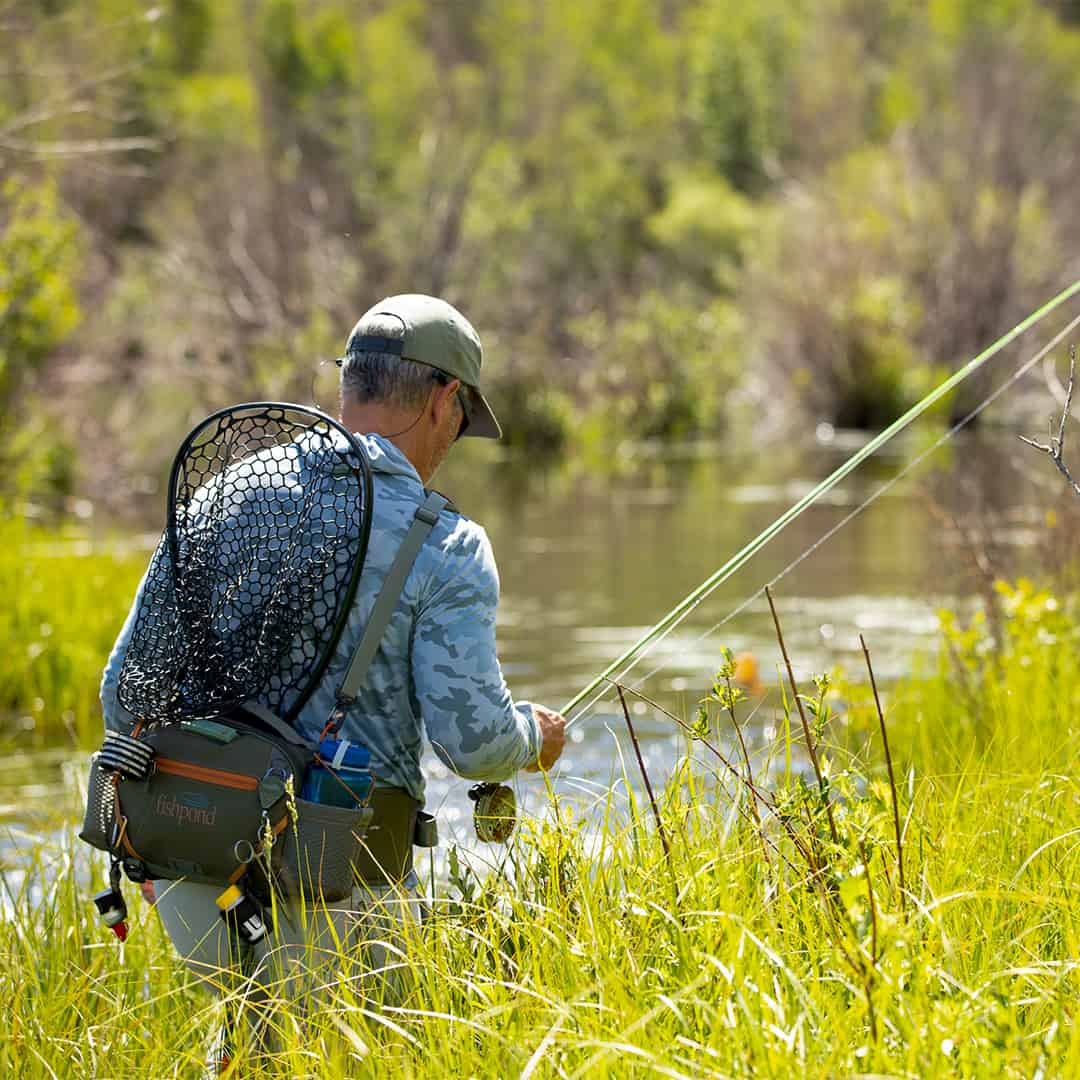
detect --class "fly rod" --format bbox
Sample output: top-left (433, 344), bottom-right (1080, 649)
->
top-left (561, 278), bottom-right (1080, 722)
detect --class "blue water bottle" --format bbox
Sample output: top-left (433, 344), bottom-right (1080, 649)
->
top-left (301, 739), bottom-right (373, 807)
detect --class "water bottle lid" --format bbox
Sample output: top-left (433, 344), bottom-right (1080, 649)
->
top-left (317, 738), bottom-right (371, 770)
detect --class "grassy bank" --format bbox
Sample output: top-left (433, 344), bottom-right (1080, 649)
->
top-left (0, 521), bottom-right (145, 748)
top-left (2, 578), bottom-right (1077, 1076)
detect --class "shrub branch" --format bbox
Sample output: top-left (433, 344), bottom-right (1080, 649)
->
top-left (765, 586), bottom-right (840, 844)
top-left (860, 634), bottom-right (907, 920)
top-left (1019, 345), bottom-right (1080, 497)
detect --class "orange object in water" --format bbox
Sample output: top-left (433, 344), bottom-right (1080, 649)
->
top-left (733, 652), bottom-right (764, 695)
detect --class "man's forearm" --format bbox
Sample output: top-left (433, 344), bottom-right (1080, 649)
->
top-left (424, 696), bottom-right (542, 781)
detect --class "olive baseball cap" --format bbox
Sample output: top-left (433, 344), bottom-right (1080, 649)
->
top-left (343, 294), bottom-right (501, 439)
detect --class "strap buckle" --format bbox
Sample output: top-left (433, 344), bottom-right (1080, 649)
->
top-left (413, 811), bottom-right (438, 848)
top-left (322, 695), bottom-right (352, 739)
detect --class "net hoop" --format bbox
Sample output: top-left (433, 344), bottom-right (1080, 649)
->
top-left (118, 402), bottom-right (373, 725)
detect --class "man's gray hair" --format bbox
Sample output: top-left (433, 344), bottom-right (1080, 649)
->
top-left (340, 313), bottom-right (442, 409)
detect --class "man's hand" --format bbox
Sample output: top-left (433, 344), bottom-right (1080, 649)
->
top-left (525, 704), bottom-right (566, 772)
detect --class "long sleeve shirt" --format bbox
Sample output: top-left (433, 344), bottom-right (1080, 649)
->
top-left (100, 432), bottom-right (541, 803)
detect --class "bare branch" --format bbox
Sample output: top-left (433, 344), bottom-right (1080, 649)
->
top-left (1019, 345), bottom-right (1080, 498)
top-left (0, 135), bottom-right (161, 158)
top-left (0, 64), bottom-right (142, 139)
top-left (765, 586), bottom-right (840, 845)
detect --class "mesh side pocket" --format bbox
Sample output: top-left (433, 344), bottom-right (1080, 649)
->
top-left (78, 755), bottom-right (117, 852)
top-left (278, 799), bottom-right (374, 902)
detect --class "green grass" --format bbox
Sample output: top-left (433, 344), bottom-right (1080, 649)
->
top-left (0, 519), bottom-right (145, 747)
top-left (2, 532), bottom-right (1078, 1076)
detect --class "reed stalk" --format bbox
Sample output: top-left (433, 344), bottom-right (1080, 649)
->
top-left (765, 586), bottom-right (839, 844)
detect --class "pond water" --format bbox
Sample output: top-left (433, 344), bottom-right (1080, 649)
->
top-left (3, 421), bottom-right (1066, 904)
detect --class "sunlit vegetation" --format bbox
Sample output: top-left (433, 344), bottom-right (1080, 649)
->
top-left (0, 521), bottom-right (144, 748)
top-left (5, 5), bottom-right (1080, 1070)
top-left (2, 578), bottom-right (1077, 1075)
top-left (4, 0), bottom-right (1080, 513)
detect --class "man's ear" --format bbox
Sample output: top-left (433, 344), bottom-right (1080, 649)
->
top-left (430, 377), bottom-right (462, 425)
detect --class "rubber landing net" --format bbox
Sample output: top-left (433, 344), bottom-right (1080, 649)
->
top-left (117, 403), bottom-right (373, 725)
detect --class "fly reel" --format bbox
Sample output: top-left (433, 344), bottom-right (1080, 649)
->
top-left (468, 782), bottom-right (517, 844)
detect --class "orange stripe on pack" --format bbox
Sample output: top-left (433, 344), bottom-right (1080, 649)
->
top-left (155, 758), bottom-right (259, 790)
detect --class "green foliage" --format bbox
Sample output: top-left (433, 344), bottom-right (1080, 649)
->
top-left (495, 382), bottom-right (574, 454)
top-left (929, 0), bottom-right (1029, 38)
top-left (351, 2), bottom-right (435, 178)
top-left (647, 170), bottom-right (756, 290)
top-left (936, 578), bottom-right (1080, 736)
top-left (171, 73), bottom-right (258, 145)
top-left (261, 0), bottom-right (354, 105)
top-left (261, 0), bottom-right (313, 102)
top-left (689, 2), bottom-right (799, 194)
top-left (572, 288), bottom-right (741, 446)
top-left (156, 0), bottom-right (212, 75)
top-left (0, 520), bottom-right (144, 747)
top-left (830, 278), bottom-right (936, 429)
top-left (0, 178), bottom-right (81, 408)
top-left (8, 0), bottom-right (1080, 498)
top-left (0, 179), bottom-right (82, 503)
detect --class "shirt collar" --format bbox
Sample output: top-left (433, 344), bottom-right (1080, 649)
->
top-left (353, 432), bottom-right (423, 485)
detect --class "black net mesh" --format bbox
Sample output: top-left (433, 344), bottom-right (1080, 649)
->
top-left (117, 404), bottom-right (372, 724)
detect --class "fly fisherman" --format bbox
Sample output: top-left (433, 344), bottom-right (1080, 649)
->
top-left (99, 294), bottom-right (567, 1053)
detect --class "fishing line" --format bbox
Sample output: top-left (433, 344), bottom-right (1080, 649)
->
top-left (612, 310), bottom-right (1080, 707)
top-left (561, 278), bottom-right (1080, 723)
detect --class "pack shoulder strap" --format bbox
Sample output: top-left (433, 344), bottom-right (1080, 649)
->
top-left (241, 700), bottom-right (318, 750)
top-left (338, 490), bottom-right (450, 703)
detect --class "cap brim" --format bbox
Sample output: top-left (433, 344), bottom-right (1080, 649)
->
top-left (463, 388), bottom-right (502, 439)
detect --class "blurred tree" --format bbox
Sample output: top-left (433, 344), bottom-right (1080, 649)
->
top-left (689, 1), bottom-right (798, 194)
top-left (647, 171), bottom-right (756, 291)
top-left (5, 0), bottom-right (1080, 507)
top-left (157, 0), bottom-right (212, 75)
top-left (260, 0), bottom-right (315, 101)
top-left (0, 177), bottom-right (81, 500)
top-left (0, 178), bottom-right (81, 411)
top-left (1044, 0), bottom-right (1080, 22)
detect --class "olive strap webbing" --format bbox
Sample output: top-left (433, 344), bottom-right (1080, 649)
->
top-left (242, 701), bottom-right (319, 749)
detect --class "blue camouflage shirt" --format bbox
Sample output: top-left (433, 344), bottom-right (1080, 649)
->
top-left (100, 432), bottom-right (542, 802)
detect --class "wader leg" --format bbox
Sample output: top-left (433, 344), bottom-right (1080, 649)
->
top-left (152, 878), bottom-right (270, 1068)
top-left (152, 876), bottom-right (423, 1062)
top-left (152, 879), bottom-right (251, 991)
top-left (248, 878), bottom-right (424, 1023)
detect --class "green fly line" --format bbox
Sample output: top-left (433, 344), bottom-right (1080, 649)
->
top-left (562, 278), bottom-right (1080, 722)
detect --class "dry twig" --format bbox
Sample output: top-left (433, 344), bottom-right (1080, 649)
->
top-left (614, 684), bottom-right (681, 913)
top-left (1020, 346), bottom-right (1080, 497)
top-left (860, 635), bottom-right (907, 921)
top-left (765, 586), bottom-right (840, 844)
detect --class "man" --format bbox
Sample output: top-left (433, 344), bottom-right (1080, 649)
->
top-left (99, 293), bottom-right (566, 1044)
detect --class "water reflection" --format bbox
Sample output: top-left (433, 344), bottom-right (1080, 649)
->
top-left (6, 424), bottom-right (1070, 894)
top-left (440, 427), bottom-right (1044, 717)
